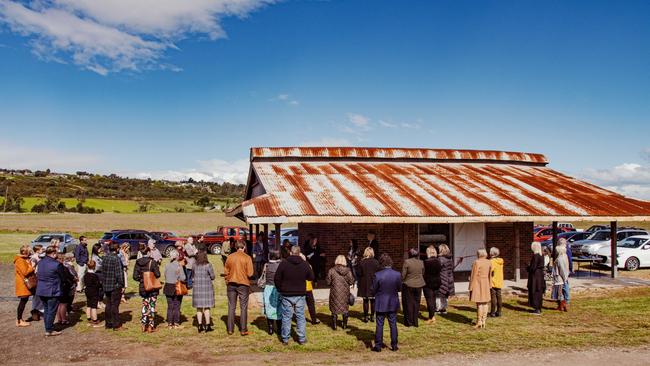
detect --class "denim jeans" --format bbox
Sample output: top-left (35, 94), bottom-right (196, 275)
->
top-left (563, 281), bottom-right (570, 304)
top-left (40, 296), bottom-right (59, 333)
top-left (186, 269), bottom-right (194, 289)
top-left (281, 295), bottom-right (306, 343)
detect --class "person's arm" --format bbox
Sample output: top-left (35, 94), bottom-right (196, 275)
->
top-left (153, 260), bottom-right (161, 278)
top-left (274, 263), bottom-right (283, 290)
top-left (246, 256), bottom-right (254, 278)
top-left (208, 264), bottom-right (215, 281)
top-left (346, 270), bottom-right (355, 286)
top-left (306, 263), bottom-right (315, 282)
top-left (223, 257), bottom-right (231, 280)
top-left (326, 269), bottom-right (333, 286)
top-left (178, 265), bottom-right (187, 282)
top-left (133, 262), bottom-right (141, 281)
top-left (371, 275), bottom-right (379, 295)
top-left (401, 261), bottom-right (408, 281)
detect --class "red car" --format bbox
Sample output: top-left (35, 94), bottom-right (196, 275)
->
top-left (533, 227), bottom-right (571, 242)
top-left (202, 226), bottom-right (256, 255)
top-left (150, 231), bottom-right (188, 243)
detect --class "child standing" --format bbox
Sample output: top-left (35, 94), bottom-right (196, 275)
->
top-left (84, 260), bottom-right (103, 327)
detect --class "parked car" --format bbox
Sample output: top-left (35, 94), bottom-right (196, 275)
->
top-left (540, 231), bottom-right (593, 251)
top-left (570, 229), bottom-right (649, 257)
top-left (202, 226), bottom-right (256, 255)
top-left (99, 229), bottom-right (178, 258)
top-left (557, 222), bottom-right (576, 231)
top-left (585, 225), bottom-right (609, 233)
top-left (30, 233), bottom-right (78, 253)
top-left (150, 231), bottom-right (187, 243)
top-left (597, 235), bottom-right (650, 271)
top-left (533, 226), bottom-right (572, 242)
top-left (268, 228), bottom-right (300, 246)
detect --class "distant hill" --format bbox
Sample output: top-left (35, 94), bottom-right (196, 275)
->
top-left (0, 168), bottom-right (245, 213)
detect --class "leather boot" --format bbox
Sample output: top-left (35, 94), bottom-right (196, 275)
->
top-left (198, 324), bottom-right (204, 333)
top-left (362, 313), bottom-right (368, 323)
top-left (332, 314), bottom-right (338, 330)
top-left (369, 313), bottom-right (374, 322)
top-left (267, 319), bottom-right (274, 335)
top-left (556, 301), bottom-right (562, 311)
top-left (474, 307), bottom-right (482, 329)
top-left (561, 300), bottom-right (568, 312)
top-left (342, 314), bottom-right (348, 330)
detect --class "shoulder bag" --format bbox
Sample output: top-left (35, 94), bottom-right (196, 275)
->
top-left (143, 259), bottom-right (162, 292)
top-left (175, 267), bottom-right (188, 296)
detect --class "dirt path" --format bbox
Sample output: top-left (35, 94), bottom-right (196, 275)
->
top-left (1, 263), bottom-right (648, 365)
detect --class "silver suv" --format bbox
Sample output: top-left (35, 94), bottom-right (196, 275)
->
top-left (571, 228), bottom-right (649, 257)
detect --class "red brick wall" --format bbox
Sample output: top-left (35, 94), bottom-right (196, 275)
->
top-left (298, 223), bottom-right (419, 272)
top-left (485, 222), bottom-right (534, 280)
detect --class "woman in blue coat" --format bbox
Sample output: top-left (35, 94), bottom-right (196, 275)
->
top-left (36, 247), bottom-right (66, 336)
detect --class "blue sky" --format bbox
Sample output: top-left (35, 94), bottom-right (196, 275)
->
top-left (0, 0), bottom-right (649, 198)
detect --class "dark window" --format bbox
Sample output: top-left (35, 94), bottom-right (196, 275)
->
top-left (228, 228), bottom-right (237, 236)
top-left (116, 233), bottom-right (131, 240)
top-left (101, 233), bottom-right (113, 240)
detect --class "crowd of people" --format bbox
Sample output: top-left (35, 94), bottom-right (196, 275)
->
top-left (13, 230), bottom-right (572, 350)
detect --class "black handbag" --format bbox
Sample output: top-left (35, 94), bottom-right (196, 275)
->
top-left (348, 292), bottom-right (356, 306)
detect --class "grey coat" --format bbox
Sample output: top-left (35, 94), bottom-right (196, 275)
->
top-left (401, 257), bottom-right (426, 288)
top-left (192, 263), bottom-right (215, 308)
top-left (163, 260), bottom-right (186, 297)
top-left (552, 255), bottom-right (569, 286)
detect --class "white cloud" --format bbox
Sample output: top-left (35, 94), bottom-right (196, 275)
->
top-left (580, 162), bottom-right (650, 200)
top-left (0, 0), bottom-right (273, 74)
top-left (133, 158), bottom-right (249, 184)
top-left (299, 138), bottom-right (351, 147)
top-left (0, 140), bottom-right (100, 171)
top-left (378, 120), bottom-right (397, 128)
top-left (270, 93), bottom-right (299, 106)
top-left (347, 113), bottom-right (370, 130)
top-left (400, 122), bottom-right (421, 129)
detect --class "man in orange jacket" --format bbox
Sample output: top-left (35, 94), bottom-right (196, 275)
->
top-left (224, 240), bottom-right (254, 336)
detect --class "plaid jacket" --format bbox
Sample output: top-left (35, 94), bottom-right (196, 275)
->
top-left (102, 253), bottom-right (125, 292)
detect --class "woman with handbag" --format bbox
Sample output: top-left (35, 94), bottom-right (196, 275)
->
top-left (326, 255), bottom-right (355, 330)
top-left (164, 250), bottom-right (186, 329)
top-left (133, 244), bottom-right (162, 333)
top-left (14, 245), bottom-right (35, 327)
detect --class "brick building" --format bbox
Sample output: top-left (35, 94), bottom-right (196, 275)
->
top-left (230, 147), bottom-right (650, 279)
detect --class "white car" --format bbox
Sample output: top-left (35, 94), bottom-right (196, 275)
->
top-left (596, 235), bottom-right (650, 271)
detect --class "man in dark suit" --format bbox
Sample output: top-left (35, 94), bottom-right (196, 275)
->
top-left (371, 253), bottom-right (401, 352)
top-left (368, 232), bottom-right (379, 257)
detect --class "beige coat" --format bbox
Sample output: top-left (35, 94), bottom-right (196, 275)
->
top-left (469, 258), bottom-right (491, 303)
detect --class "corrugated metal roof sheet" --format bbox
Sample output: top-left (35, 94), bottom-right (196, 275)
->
top-left (241, 158), bottom-right (650, 223)
top-left (251, 147), bottom-right (549, 164)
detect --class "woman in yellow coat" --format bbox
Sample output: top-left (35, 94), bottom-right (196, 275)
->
top-left (14, 245), bottom-right (35, 327)
top-left (468, 249), bottom-right (492, 329)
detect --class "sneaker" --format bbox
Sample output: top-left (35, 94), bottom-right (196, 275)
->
top-left (16, 319), bottom-right (31, 327)
top-left (371, 346), bottom-right (381, 353)
top-left (45, 331), bottom-right (62, 337)
top-left (91, 321), bottom-right (103, 328)
top-left (390, 345), bottom-right (399, 352)
top-left (240, 331), bottom-right (251, 336)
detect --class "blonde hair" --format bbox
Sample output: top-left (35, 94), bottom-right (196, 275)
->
top-left (489, 247), bottom-right (500, 257)
top-left (438, 244), bottom-right (450, 256)
top-left (19, 245), bottom-right (31, 256)
top-left (426, 245), bottom-right (437, 258)
top-left (477, 248), bottom-right (488, 259)
top-left (531, 242), bottom-right (542, 255)
top-left (558, 238), bottom-right (568, 247)
top-left (363, 247), bottom-right (375, 259)
top-left (556, 245), bottom-right (567, 256)
top-left (334, 255), bottom-right (347, 266)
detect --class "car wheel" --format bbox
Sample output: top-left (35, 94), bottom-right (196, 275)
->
top-left (625, 257), bottom-right (640, 271)
top-left (163, 245), bottom-right (178, 258)
top-left (210, 244), bottom-right (222, 255)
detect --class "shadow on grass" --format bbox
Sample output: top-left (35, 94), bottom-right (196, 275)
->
top-left (346, 322), bottom-right (375, 349)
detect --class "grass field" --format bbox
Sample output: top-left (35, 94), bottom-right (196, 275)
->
top-left (15, 197), bottom-right (226, 213)
top-left (73, 256), bottom-right (650, 363)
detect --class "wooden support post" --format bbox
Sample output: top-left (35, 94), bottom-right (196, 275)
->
top-left (248, 224), bottom-right (253, 240)
top-left (263, 224), bottom-right (269, 236)
top-left (514, 223), bottom-right (521, 282)
top-left (552, 221), bottom-right (558, 257)
top-left (274, 223), bottom-right (281, 251)
top-left (255, 224), bottom-right (260, 242)
top-left (611, 221), bottom-right (618, 278)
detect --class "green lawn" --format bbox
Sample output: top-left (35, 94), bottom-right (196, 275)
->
top-left (88, 257), bottom-right (650, 363)
top-left (17, 197), bottom-right (210, 213)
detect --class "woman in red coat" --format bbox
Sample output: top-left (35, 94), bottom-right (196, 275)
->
top-left (14, 245), bottom-right (35, 327)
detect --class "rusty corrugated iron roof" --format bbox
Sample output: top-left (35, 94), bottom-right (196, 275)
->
top-left (240, 148), bottom-right (650, 224)
top-left (251, 147), bottom-right (549, 165)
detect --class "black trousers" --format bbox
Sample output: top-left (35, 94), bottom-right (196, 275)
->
top-left (362, 298), bottom-right (375, 317)
top-left (227, 284), bottom-right (249, 333)
top-left (422, 287), bottom-right (437, 319)
top-left (306, 291), bottom-right (317, 322)
top-left (490, 288), bottom-right (502, 314)
top-left (166, 295), bottom-right (183, 324)
top-left (104, 290), bottom-right (122, 329)
top-left (402, 285), bottom-right (422, 327)
top-left (17, 296), bottom-right (29, 320)
top-left (375, 311), bottom-right (398, 348)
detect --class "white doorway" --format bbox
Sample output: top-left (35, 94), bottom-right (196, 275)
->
top-left (453, 223), bottom-right (486, 272)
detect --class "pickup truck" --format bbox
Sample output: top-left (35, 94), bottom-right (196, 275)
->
top-left (203, 226), bottom-right (256, 255)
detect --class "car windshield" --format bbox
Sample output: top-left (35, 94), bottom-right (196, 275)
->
top-left (618, 238), bottom-right (648, 248)
top-left (36, 235), bottom-right (63, 242)
top-left (587, 231), bottom-right (610, 241)
top-left (101, 233), bottom-right (113, 240)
